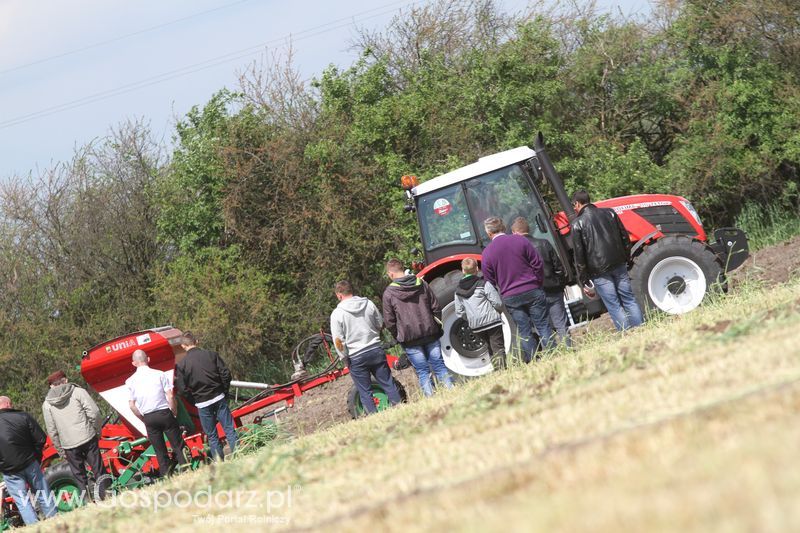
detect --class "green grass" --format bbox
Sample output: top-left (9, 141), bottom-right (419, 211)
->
top-left (735, 202), bottom-right (800, 251)
top-left (38, 278), bottom-right (800, 532)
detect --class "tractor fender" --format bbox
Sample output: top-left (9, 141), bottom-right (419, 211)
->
top-left (630, 230), bottom-right (661, 259)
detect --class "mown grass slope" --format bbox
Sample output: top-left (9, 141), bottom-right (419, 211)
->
top-left (42, 279), bottom-right (800, 532)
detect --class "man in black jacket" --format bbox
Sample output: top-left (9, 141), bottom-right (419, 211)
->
top-left (511, 217), bottom-right (571, 346)
top-left (382, 259), bottom-right (453, 397)
top-left (175, 332), bottom-right (237, 461)
top-left (0, 396), bottom-right (57, 525)
top-left (571, 190), bottom-right (644, 331)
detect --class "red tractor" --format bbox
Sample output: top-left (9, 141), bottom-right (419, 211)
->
top-left (402, 133), bottom-right (749, 376)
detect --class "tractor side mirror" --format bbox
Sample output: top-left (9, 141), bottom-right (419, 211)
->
top-left (410, 247), bottom-right (421, 256)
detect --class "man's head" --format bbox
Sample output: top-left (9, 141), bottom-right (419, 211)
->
top-left (131, 349), bottom-right (149, 368)
top-left (180, 331), bottom-right (198, 351)
top-left (0, 396), bottom-right (11, 409)
top-left (461, 257), bottom-right (478, 275)
top-left (510, 217), bottom-right (530, 236)
top-left (571, 190), bottom-right (591, 212)
top-left (483, 216), bottom-right (506, 237)
top-left (334, 280), bottom-right (354, 302)
top-left (385, 258), bottom-right (406, 281)
top-left (46, 370), bottom-right (68, 388)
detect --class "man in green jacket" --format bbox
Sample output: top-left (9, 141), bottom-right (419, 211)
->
top-left (42, 370), bottom-right (107, 500)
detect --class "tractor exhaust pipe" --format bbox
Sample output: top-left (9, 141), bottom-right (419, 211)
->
top-left (533, 132), bottom-right (577, 222)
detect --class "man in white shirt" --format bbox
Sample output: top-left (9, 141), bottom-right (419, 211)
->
top-left (125, 350), bottom-right (187, 477)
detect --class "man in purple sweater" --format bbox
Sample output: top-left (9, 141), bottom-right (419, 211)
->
top-left (481, 216), bottom-right (554, 362)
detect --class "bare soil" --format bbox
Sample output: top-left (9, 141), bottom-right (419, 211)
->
top-left (731, 234), bottom-right (800, 286)
top-left (262, 366), bottom-right (421, 436)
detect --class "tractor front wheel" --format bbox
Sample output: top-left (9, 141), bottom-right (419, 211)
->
top-left (630, 234), bottom-right (725, 315)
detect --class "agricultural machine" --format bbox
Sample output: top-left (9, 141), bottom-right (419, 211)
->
top-left (401, 133), bottom-right (750, 376)
top-left (1, 326), bottom-right (401, 528)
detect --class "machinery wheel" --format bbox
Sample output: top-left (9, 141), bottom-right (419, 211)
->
top-left (428, 269), bottom-right (517, 376)
top-left (630, 234), bottom-right (725, 315)
top-left (439, 301), bottom-right (515, 375)
top-left (44, 462), bottom-right (84, 512)
top-left (428, 270), bottom-right (462, 307)
top-left (347, 378), bottom-right (407, 419)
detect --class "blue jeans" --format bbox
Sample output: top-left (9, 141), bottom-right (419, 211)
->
top-left (545, 290), bottom-right (572, 347)
top-left (198, 398), bottom-right (238, 461)
top-left (593, 264), bottom-right (644, 331)
top-left (403, 340), bottom-right (454, 397)
top-left (3, 461), bottom-right (58, 525)
top-left (503, 287), bottom-right (553, 362)
top-left (348, 346), bottom-right (402, 414)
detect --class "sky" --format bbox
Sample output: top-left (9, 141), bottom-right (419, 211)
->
top-left (0, 0), bottom-right (651, 179)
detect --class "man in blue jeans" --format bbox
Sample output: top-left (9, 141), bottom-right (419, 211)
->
top-left (482, 217), bottom-right (553, 362)
top-left (175, 332), bottom-right (237, 461)
top-left (382, 259), bottom-right (454, 397)
top-left (330, 280), bottom-right (402, 414)
top-left (0, 396), bottom-right (57, 525)
top-left (571, 190), bottom-right (644, 330)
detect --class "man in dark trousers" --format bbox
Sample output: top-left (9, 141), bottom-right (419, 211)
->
top-left (481, 216), bottom-right (553, 362)
top-left (0, 396), bottom-right (57, 525)
top-left (383, 259), bottom-right (454, 397)
top-left (175, 332), bottom-right (237, 461)
top-left (42, 370), bottom-right (108, 500)
top-left (511, 217), bottom-right (571, 347)
top-left (330, 280), bottom-right (402, 414)
top-left (126, 350), bottom-right (187, 477)
top-left (571, 189), bottom-right (644, 331)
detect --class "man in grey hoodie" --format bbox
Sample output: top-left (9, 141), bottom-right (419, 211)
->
top-left (42, 370), bottom-right (106, 499)
top-left (454, 258), bottom-right (506, 369)
top-left (330, 280), bottom-right (402, 415)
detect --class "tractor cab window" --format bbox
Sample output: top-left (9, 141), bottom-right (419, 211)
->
top-left (418, 184), bottom-right (477, 251)
top-left (464, 164), bottom-right (557, 248)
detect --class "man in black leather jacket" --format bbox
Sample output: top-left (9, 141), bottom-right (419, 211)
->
top-left (571, 190), bottom-right (644, 331)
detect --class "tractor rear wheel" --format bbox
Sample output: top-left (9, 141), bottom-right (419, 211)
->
top-left (44, 462), bottom-right (84, 512)
top-left (347, 378), bottom-right (407, 418)
top-left (629, 234), bottom-right (724, 315)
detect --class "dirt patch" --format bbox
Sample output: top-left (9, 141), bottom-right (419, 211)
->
top-left (731, 235), bottom-right (800, 286)
top-left (252, 366), bottom-right (421, 437)
top-left (696, 320), bottom-right (733, 334)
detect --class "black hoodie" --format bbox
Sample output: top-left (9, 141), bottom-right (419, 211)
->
top-left (382, 275), bottom-right (442, 346)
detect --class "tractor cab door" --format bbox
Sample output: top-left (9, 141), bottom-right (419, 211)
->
top-left (462, 163), bottom-right (571, 274)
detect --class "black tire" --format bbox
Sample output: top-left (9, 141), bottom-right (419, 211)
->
top-left (347, 378), bottom-right (407, 419)
top-left (428, 270), bottom-right (461, 307)
top-left (629, 234), bottom-right (725, 315)
top-left (44, 462), bottom-right (85, 512)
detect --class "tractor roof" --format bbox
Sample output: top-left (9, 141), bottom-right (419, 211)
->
top-left (412, 146), bottom-right (535, 197)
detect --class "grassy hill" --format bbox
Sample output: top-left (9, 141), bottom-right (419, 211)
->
top-left (41, 278), bottom-right (800, 532)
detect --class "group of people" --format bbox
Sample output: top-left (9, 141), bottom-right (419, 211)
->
top-left (0, 188), bottom-right (644, 525)
top-left (0, 332), bottom-right (238, 526)
top-left (332, 189), bottom-right (644, 413)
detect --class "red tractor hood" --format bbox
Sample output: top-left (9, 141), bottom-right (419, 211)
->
top-left (553, 193), bottom-right (706, 243)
